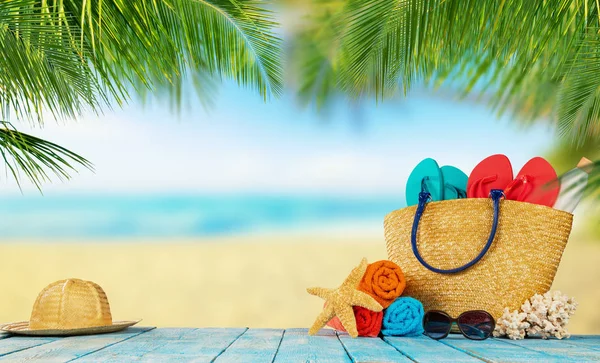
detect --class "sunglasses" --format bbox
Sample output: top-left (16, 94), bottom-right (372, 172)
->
top-left (423, 310), bottom-right (495, 340)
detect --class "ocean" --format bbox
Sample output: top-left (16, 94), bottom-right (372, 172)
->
top-left (0, 194), bottom-right (404, 239)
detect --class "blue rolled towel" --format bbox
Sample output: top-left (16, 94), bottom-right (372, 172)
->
top-left (381, 297), bottom-right (425, 336)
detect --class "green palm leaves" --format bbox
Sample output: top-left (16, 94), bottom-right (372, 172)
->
top-left (0, 0), bottom-right (282, 189)
top-left (2, 0), bottom-right (282, 121)
top-left (0, 122), bottom-right (93, 191)
top-left (3, 0), bottom-right (600, 192)
top-left (69, 0), bottom-right (283, 106)
top-left (290, 0), bottom-right (600, 142)
top-left (0, 2), bottom-right (103, 122)
top-left (557, 33), bottom-right (600, 144)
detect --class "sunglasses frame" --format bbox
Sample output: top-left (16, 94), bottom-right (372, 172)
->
top-left (423, 310), bottom-right (496, 340)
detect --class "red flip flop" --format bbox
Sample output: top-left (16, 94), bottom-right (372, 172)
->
top-left (467, 154), bottom-right (514, 198)
top-left (504, 157), bottom-right (559, 207)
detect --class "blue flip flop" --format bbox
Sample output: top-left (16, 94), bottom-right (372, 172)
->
top-left (440, 166), bottom-right (468, 200)
top-left (406, 158), bottom-right (444, 206)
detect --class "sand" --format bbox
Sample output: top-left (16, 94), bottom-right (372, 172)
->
top-left (0, 233), bottom-right (598, 334)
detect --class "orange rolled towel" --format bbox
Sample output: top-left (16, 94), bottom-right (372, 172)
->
top-left (359, 260), bottom-right (406, 309)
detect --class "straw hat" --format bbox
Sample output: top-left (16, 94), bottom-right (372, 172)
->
top-left (0, 278), bottom-right (140, 336)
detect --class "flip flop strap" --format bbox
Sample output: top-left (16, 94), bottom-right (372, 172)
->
top-left (411, 189), bottom-right (504, 274)
top-left (445, 183), bottom-right (467, 198)
top-left (467, 174), bottom-right (498, 198)
top-left (421, 176), bottom-right (441, 197)
top-left (421, 177), bottom-right (431, 194)
top-left (504, 175), bottom-right (533, 201)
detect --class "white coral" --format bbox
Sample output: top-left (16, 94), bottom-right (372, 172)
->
top-left (494, 291), bottom-right (577, 340)
top-left (493, 308), bottom-right (530, 340)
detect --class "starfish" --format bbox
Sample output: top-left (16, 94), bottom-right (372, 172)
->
top-left (307, 258), bottom-right (383, 338)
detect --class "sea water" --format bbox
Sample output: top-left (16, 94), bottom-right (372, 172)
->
top-left (0, 194), bottom-right (403, 239)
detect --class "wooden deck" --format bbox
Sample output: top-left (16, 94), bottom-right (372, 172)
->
top-left (0, 327), bottom-right (598, 362)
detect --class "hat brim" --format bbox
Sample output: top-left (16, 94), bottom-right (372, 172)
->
top-left (0, 320), bottom-right (141, 337)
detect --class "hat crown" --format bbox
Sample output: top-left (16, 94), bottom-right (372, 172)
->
top-left (29, 278), bottom-right (112, 330)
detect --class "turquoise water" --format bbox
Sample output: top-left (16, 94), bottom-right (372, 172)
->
top-left (0, 195), bottom-right (404, 239)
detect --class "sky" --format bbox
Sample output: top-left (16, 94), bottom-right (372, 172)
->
top-left (1, 82), bottom-right (558, 196)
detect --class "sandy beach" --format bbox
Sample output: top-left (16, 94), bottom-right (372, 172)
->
top-left (0, 233), bottom-right (598, 334)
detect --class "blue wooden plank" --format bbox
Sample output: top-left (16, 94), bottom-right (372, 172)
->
top-left (562, 336), bottom-right (600, 351)
top-left (73, 328), bottom-right (246, 362)
top-left (214, 329), bottom-right (283, 363)
top-left (0, 328), bottom-right (595, 362)
top-left (72, 328), bottom-right (195, 362)
top-left (0, 337), bottom-right (57, 359)
top-left (0, 327), bottom-right (154, 362)
top-left (337, 332), bottom-right (413, 363)
top-left (383, 335), bottom-right (484, 362)
top-left (498, 337), bottom-right (600, 362)
top-left (442, 336), bottom-right (568, 363)
top-left (136, 328), bottom-right (247, 362)
top-left (273, 329), bottom-right (351, 363)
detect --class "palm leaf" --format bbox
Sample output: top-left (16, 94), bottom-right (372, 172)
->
top-left (0, 2), bottom-right (105, 122)
top-left (0, 0), bottom-right (282, 189)
top-left (62, 0), bottom-right (283, 105)
top-left (557, 32), bottom-right (600, 144)
top-left (290, 0), bottom-right (600, 139)
top-left (287, 0), bottom-right (346, 107)
top-left (0, 121), bottom-right (93, 191)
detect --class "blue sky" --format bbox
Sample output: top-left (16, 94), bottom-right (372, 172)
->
top-left (2, 81), bottom-right (557, 196)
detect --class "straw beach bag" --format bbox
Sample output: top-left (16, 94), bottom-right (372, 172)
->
top-left (384, 190), bottom-right (573, 319)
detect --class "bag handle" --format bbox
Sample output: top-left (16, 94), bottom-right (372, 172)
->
top-left (411, 189), bottom-right (504, 274)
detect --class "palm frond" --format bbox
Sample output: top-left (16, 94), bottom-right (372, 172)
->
top-left (287, 0), bottom-right (344, 107)
top-left (0, 0), bottom-right (282, 189)
top-left (0, 2), bottom-right (106, 123)
top-left (557, 32), bottom-right (600, 144)
top-left (64, 0), bottom-right (283, 105)
top-left (290, 0), bottom-right (600, 140)
top-left (0, 121), bottom-right (93, 191)
top-left (1, 0), bottom-right (282, 121)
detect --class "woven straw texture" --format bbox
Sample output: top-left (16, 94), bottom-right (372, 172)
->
top-left (384, 199), bottom-right (573, 319)
top-left (29, 279), bottom-right (112, 330)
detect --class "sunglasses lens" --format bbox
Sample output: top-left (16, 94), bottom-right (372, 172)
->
top-left (423, 311), bottom-right (451, 339)
top-left (457, 311), bottom-right (494, 340)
